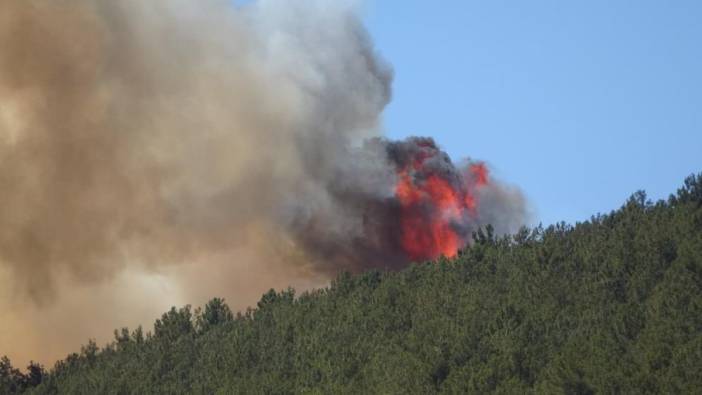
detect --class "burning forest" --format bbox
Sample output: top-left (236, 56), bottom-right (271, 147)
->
top-left (0, 0), bottom-right (527, 366)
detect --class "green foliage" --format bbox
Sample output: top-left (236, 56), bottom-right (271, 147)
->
top-left (0, 356), bottom-right (24, 394)
top-left (0, 357), bottom-right (45, 394)
top-left (16, 173), bottom-right (702, 394)
top-left (195, 297), bottom-right (233, 333)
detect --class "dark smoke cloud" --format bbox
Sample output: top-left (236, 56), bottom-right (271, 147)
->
top-left (0, 0), bottom-right (527, 365)
top-left (287, 135), bottom-right (528, 273)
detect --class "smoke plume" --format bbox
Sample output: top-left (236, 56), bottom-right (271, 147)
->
top-left (0, 0), bottom-right (527, 365)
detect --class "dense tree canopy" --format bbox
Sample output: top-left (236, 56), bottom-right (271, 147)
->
top-left (3, 174), bottom-right (702, 394)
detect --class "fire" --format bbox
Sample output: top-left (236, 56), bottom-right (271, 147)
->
top-left (393, 144), bottom-right (488, 261)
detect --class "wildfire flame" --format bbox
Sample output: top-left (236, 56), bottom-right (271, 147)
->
top-left (393, 143), bottom-right (488, 261)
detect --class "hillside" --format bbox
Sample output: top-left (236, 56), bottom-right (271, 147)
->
top-left (3, 174), bottom-right (701, 394)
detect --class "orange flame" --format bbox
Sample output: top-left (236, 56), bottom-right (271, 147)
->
top-left (394, 156), bottom-right (488, 261)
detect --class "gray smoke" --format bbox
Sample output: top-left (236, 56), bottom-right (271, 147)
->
top-left (0, 0), bottom-right (393, 302)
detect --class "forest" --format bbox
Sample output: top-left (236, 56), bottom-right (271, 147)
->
top-left (2, 173), bottom-right (701, 394)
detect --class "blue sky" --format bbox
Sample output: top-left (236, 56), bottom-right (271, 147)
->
top-left (364, 1), bottom-right (702, 226)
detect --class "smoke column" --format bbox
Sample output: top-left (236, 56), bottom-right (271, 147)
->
top-left (0, 0), bottom-right (527, 365)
